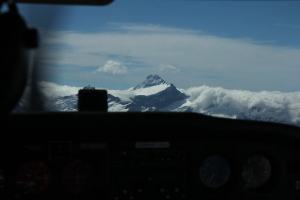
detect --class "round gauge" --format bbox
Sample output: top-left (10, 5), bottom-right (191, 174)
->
top-left (199, 155), bottom-right (231, 188)
top-left (61, 159), bottom-right (95, 195)
top-left (241, 155), bottom-right (272, 189)
top-left (0, 168), bottom-right (5, 189)
top-left (15, 161), bottom-right (52, 195)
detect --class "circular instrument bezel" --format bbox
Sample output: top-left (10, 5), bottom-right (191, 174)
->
top-left (15, 161), bottom-right (53, 195)
top-left (199, 154), bottom-right (232, 189)
top-left (240, 152), bottom-right (281, 193)
top-left (61, 159), bottom-right (97, 195)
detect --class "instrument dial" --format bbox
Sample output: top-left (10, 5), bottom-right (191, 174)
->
top-left (241, 155), bottom-right (272, 189)
top-left (199, 155), bottom-right (231, 188)
top-left (15, 161), bottom-right (52, 195)
top-left (61, 159), bottom-right (96, 195)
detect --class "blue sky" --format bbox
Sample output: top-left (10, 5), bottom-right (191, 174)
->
top-left (18, 1), bottom-right (300, 92)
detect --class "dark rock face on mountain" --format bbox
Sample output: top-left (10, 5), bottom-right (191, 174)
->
top-left (52, 94), bottom-right (78, 111)
top-left (108, 94), bottom-right (122, 104)
top-left (132, 84), bottom-right (187, 109)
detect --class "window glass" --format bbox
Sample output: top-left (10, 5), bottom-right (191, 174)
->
top-left (14, 1), bottom-right (300, 127)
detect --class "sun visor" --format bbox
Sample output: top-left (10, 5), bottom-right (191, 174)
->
top-left (15, 0), bottom-right (113, 6)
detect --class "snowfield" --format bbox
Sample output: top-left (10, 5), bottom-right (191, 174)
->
top-left (131, 84), bottom-right (170, 96)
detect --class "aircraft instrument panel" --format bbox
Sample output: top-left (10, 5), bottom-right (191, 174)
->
top-left (2, 112), bottom-right (300, 200)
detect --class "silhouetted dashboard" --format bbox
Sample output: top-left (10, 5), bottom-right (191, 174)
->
top-left (2, 112), bottom-right (300, 200)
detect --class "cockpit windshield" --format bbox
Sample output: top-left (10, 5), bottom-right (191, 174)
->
top-left (14, 1), bottom-right (300, 127)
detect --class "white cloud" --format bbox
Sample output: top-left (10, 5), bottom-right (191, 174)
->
top-left (159, 64), bottom-right (180, 73)
top-left (94, 60), bottom-right (128, 75)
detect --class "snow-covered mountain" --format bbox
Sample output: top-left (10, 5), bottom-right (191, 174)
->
top-left (14, 74), bottom-right (188, 112)
top-left (108, 74), bottom-right (188, 111)
top-left (13, 74), bottom-right (300, 127)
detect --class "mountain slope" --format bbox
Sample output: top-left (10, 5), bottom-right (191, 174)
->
top-left (113, 74), bottom-right (188, 111)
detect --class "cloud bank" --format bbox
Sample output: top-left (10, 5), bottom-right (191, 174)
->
top-left (37, 81), bottom-right (81, 99)
top-left (179, 86), bottom-right (300, 125)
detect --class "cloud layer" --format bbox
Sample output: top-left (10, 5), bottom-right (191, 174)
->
top-left (37, 23), bottom-right (300, 91)
top-left (19, 81), bottom-right (300, 127)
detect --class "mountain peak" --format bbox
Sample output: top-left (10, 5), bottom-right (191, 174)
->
top-left (83, 85), bottom-right (95, 90)
top-left (133, 74), bottom-right (168, 90)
